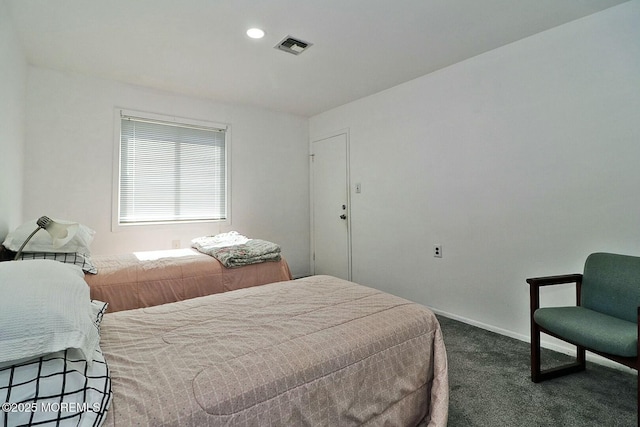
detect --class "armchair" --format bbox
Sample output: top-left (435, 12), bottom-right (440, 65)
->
top-left (528, 252), bottom-right (640, 424)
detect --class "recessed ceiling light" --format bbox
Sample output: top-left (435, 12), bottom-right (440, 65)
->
top-left (246, 28), bottom-right (265, 39)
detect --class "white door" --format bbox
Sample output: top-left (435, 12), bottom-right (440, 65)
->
top-left (311, 133), bottom-right (351, 280)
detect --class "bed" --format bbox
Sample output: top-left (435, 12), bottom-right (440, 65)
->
top-left (85, 248), bottom-right (292, 312)
top-left (99, 275), bottom-right (449, 426)
top-left (1, 261), bottom-right (448, 426)
top-left (2, 222), bottom-right (293, 313)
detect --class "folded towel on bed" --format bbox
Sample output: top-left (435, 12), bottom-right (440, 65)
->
top-left (191, 231), bottom-right (249, 250)
top-left (191, 232), bottom-right (281, 268)
top-left (210, 239), bottom-right (281, 268)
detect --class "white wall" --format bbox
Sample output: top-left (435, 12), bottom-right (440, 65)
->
top-left (0, 0), bottom-right (27, 240)
top-left (23, 68), bottom-right (311, 278)
top-left (310, 1), bottom-right (640, 342)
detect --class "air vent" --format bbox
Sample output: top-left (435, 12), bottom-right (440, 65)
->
top-left (275, 36), bottom-right (312, 55)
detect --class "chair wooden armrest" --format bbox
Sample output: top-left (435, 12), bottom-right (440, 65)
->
top-left (526, 273), bottom-right (583, 287)
top-left (528, 273), bottom-right (583, 311)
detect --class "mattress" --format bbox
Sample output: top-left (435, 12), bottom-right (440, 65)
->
top-left (85, 248), bottom-right (292, 312)
top-left (99, 275), bottom-right (449, 426)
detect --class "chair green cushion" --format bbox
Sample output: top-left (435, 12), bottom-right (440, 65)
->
top-left (582, 252), bottom-right (640, 323)
top-left (534, 306), bottom-right (637, 357)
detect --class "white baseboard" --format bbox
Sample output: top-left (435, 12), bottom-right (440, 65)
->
top-left (429, 307), bottom-right (637, 374)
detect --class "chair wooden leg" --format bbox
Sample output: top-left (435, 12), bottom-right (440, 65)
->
top-left (531, 321), bottom-right (542, 382)
top-left (577, 345), bottom-right (586, 368)
top-left (531, 325), bottom-right (586, 382)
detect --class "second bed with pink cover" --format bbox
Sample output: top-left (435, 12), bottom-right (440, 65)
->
top-left (85, 248), bottom-right (292, 312)
top-left (99, 275), bottom-right (449, 426)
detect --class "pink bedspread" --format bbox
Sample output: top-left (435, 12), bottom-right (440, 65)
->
top-left (85, 248), bottom-right (292, 312)
top-left (100, 275), bottom-right (449, 426)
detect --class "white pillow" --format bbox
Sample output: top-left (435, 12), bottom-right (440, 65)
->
top-left (2, 219), bottom-right (95, 254)
top-left (0, 260), bottom-right (100, 366)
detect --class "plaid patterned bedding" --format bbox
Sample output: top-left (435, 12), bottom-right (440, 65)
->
top-left (0, 347), bottom-right (111, 427)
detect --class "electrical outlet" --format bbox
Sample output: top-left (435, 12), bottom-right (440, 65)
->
top-left (434, 244), bottom-right (442, 258)
top-left (172, 239), bottom-right (180, 249)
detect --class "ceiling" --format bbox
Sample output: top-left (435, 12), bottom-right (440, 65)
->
top-left (7, 0), bottom-right (628, 117)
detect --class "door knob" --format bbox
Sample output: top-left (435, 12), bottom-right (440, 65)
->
top-left (340, 214), bottom-right (347, 220)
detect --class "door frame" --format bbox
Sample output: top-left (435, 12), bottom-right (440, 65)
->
top-left (309, 129), bottom-right (352, 280)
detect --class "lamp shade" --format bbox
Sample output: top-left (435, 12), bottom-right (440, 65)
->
top-left (46, 220), bottom-right (80, 248)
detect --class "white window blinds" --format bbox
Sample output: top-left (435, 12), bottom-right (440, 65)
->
top-left (119, 114), bottom-right (227, 224)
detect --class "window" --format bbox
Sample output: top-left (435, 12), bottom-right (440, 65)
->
top-left (116, 110), bottom-right (229, 226)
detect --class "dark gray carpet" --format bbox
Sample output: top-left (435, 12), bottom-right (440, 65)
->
top-left (437, 315), bottom-right (636, 427)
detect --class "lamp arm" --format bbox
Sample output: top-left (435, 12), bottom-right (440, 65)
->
top-left (13, 226), bottom-right (44, 260)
